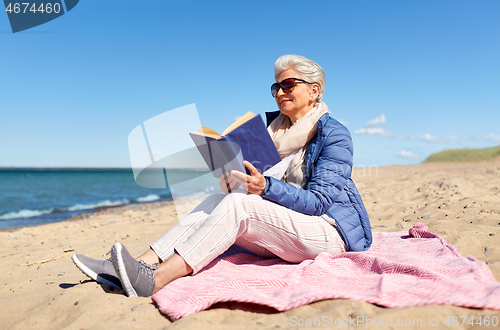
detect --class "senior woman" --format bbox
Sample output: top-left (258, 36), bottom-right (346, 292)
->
top-left (72, 54), bottom-right (372, 297)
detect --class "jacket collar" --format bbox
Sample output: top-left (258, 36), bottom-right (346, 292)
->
top-left (265, 110), bottom-right (281, 127)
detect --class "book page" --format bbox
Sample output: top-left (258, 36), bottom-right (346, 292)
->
top-left (192, 126), bottom-right (221, 139)
top-left (222, 112), bottom-right (256, 136)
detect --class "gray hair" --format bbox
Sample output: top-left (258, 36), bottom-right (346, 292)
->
top-left (274, 54), bottom-right (326, 103)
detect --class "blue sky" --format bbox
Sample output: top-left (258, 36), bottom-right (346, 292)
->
top-left (1, 0), bottom-right (499, 168)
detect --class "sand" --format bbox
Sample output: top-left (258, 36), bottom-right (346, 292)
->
top-left (1, 161), bottom-right (499, 329)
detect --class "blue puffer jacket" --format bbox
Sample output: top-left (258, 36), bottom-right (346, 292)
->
top-left (261, 111), bottom-right (372, 252)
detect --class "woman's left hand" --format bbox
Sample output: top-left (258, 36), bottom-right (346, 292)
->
top-left (229, 161), bottom-right (267, 195)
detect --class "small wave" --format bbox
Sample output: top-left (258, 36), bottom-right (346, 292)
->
top-left (0, 196), bottom-right (163, 222)
top-left (67, 199), bottom-right (130, 212)
top-left (136, 194), bottom-right (160, 203)
top-left (0, 208), bottom-right (55, 220)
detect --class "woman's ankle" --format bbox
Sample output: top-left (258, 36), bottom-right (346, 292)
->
top-left (137, 248), bottom-right (161, 265)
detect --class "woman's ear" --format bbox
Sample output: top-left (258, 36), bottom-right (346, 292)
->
top-left (311, 84), bottom-right (320, 98)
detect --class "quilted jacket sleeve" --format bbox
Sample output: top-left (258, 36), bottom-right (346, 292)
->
top-left (260, 123), bottom-right (353, 216)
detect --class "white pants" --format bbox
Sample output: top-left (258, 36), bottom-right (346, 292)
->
top-left (150, 191), bottom-right (346, 273)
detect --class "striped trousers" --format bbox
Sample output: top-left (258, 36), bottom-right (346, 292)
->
top-left (150, 191), bottom-right (346, 273)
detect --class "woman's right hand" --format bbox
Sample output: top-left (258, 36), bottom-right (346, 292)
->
top-left (219, 171), bottom-right (240, 194)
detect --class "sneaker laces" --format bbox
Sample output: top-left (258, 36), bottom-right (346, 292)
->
top-left (138, 260), bottom-right (159, 280)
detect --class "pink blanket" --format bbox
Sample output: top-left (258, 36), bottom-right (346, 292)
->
top-left (152, 223), bottom-right (500, 320)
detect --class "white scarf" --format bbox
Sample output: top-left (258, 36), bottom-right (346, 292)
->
top-left (265, 102), bottom-right (330, 188)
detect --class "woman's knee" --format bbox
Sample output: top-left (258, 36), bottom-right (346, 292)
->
top-left (216, 192), bottom-right (267, 222)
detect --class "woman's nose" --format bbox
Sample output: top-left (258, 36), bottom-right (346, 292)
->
top-left (276, 87), bottom-right (285, 97)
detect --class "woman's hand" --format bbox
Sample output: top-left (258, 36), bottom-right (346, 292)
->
top-left (229, 161), bottom-right (267, 195)
top-left (219, 171), bottom-right (240, 194)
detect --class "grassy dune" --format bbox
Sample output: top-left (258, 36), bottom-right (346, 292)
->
top-left (424, 145), bottom-right (500, 162)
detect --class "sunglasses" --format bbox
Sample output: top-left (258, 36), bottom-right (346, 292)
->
top-left (271, 78), bottom-right (311, 98)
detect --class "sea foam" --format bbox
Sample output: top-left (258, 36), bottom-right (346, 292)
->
top-left (0, 199), bottom-right (130, 221)
top-left (136, 194), bottom-right (160, 202)
top-left (67, 199), bottom-right (130, 211)
top-left (0, 208), bottom-right (55, 220)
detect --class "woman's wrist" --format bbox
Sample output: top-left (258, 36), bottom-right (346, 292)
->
top-left (260, 176), bottom-right (270, 196)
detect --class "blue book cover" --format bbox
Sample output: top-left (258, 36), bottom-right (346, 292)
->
top-left (190, 113), bottom-right (281, 177)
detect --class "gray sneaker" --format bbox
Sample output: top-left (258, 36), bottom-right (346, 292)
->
top-left (71, 253), bottom-right (123, 291)
top-left (111, 242), bottom-right (158, 297)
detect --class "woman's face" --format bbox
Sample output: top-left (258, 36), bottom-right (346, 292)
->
top-left (274, 69), bottom-right (317, 123)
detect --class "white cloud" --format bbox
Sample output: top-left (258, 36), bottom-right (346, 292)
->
top-left (409, 133), bottom-right (439, 142)
top-left (354, 127), bottom-right (392, 137)
top-left (355, 129), bottom-right (460, 143)
top-left (395, 150), bottom-right (421, 159)
top-left (468, 134), bottom-right (500, 142)
top-left (366, 114), bottom-right (386, 126)
top-left (354, 116), bottom-right (498, 146)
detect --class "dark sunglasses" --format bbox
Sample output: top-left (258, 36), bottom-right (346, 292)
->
top-left (271, 78), bottom-right (311, 98)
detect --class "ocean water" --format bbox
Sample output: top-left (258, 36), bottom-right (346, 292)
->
top-left (0, 169), bottom-right (217, 229)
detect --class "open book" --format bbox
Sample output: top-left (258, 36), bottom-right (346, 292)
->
top-left (189, 112), bottom-right (281, 177)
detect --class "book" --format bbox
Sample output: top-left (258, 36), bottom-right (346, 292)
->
top-left (189, 112), bottom-right (282, 177)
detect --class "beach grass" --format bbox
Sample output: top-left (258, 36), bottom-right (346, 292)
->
top-left (424, 145), bottom-right (500, 163)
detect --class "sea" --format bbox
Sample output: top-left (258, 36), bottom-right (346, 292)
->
top-left (0, 168), bottom-right (218, 229)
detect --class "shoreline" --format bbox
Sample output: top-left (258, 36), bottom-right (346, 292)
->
top-left (0, 200), bottom-right (175, 233)
top-left (0, 197), bottom-right (175, 232)
top-left (0, 168), bottom-right (214, 231)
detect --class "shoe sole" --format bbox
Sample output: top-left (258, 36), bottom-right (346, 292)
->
top-left (112, 243), bottom-right (138, 297)
top-left (71, 254), bottom-right (122, 291)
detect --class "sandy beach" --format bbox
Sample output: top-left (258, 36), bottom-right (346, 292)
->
top-left (1, 160), bottom-right (499, 329)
